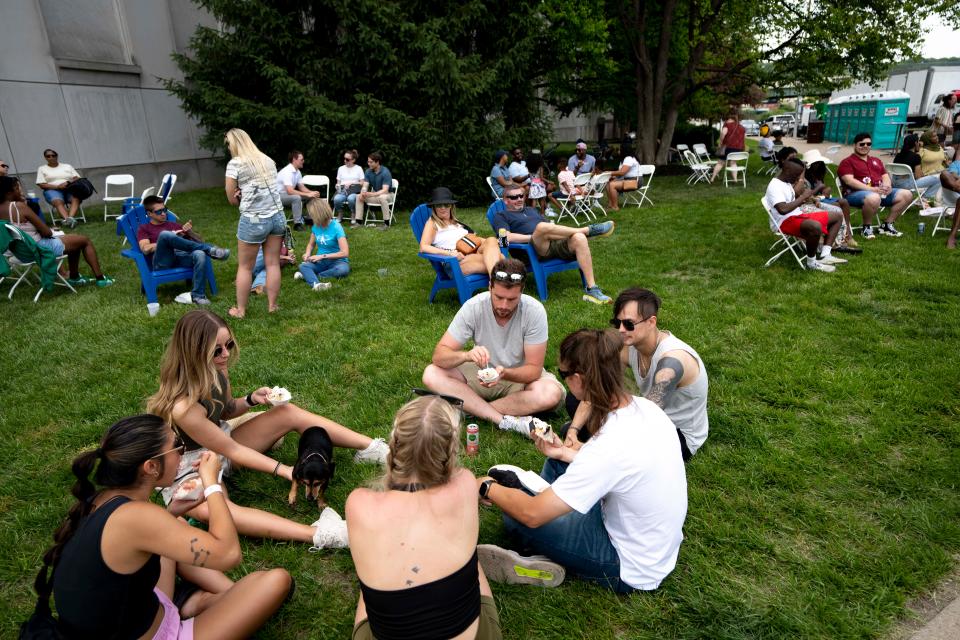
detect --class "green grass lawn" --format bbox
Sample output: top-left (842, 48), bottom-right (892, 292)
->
top-left (2, 158), bottom-right (958, 639)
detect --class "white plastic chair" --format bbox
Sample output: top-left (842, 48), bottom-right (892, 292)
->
top-left (921, 188), bottom-right (956, 236)
top-left (693, 144), bottom-right (718, 166)
top-left (587, 171), bottom-right (612, 216)
top-left (675, 144), bottom-right (690, 166)
top-left (103, 174), bottom-right (135, 221)
top-left (157, 174), bottom-right (177, 204)
top-left (485, 176), bottom-right (501, 200)
top-left (621, 165), bottom-right (655, 207)
top-left (724, 152), bottom-right (749, 188)
top-left (2, 224), bottom-right (77, 301)
top-left (884, 163), bottom-right (923, 212)
top-left (759, 199), bottom-right (806, 270)
top-left (555, 173), bottom-right (593, 225)
top-left (302, 174), bottom-right (330, 200)
top-left (363, 179), bottom-right (399, 226)
top-left (683, 150), bottom-right (711, 185)
top-left (46, 197), bottom-right (86, 226)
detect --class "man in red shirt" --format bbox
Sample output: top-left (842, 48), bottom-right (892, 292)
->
top-left (837, 132), bottom-right (912, 239)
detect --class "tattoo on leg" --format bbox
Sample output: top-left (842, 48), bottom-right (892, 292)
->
top-left (189, 537), bottom-right (211, 568)
top-left (646, 356), bottom-right (684, 408)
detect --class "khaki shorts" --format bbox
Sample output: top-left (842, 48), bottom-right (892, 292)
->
top-left (352, 595), bottom-right (501, 640)
top-left (457, 362), bottom-right (566, 410)
top-left (542, 238), bottom-right (576, 261)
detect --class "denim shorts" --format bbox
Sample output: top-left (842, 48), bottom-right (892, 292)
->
top-left (845, 188), bottom-right (903, 208)
top-left (36, 237), bottom-right (65, 257)
top-left (42, 189), bottom-right (72, 205)
top-left (237, 211), bottom-right (286, 244)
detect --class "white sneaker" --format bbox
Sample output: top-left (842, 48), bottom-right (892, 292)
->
top-left (545, 207), bottom-right (558, 218)
top-left (174, 291), bottom-right (192, 304)
top-left (498, 415), bottom-right (534, 437)
top-left (293, 271), bottom-right (303, 281)
top-left (487, 464), bottom-right (550, 494)
top-left (312, 282), bottom-right (332, 291)
top-left (353, 438), bottom-right (389, 464)
top-left (477, 544), bottom-right (565, 587)
top-left (818, 254), bottom-right (848, 265)
top-left (309, 507), bottom-right (349, 551)
top-left (806, 259), bottom-right (836, 273)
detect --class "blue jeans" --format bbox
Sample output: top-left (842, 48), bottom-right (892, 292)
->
top-left (251, 251), bottom-right (267, 290)
top-left (42, 189), bottom-right (73, 205)
top-left (845, 188), bottom-right (904, 208)
top-left (502, 458), bottom-right (635, 593)
top-left (298, 258), bottom-right (350, 285)
top-left (237, 212), bottom-right (286, 244)
top-left (892, 174), bottom-right (942, 200)
top-left (152, 231), bottom-right (211, 300)
top-left (332, 193), bottom-right (358, 217)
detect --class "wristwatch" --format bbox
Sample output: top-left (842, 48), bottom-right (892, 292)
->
top-left (479, 479), bottom-right (496, 499)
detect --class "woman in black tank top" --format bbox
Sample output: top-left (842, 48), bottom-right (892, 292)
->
top-left (345, 394), bottom-right (502, 640)
top-left (27, 414), bottom-right (291, 639)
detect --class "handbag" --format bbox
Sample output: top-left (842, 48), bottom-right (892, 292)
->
top-left (455, 233), bottom-right (484, 255)
top-left (65, 178), bottom-right (96, 201)
top-left (346, 184), bottom-right (362, 195)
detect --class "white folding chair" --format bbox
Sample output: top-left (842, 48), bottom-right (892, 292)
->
top-left (724, 152), bottom-right (749, 188)
top-left (103, 174), bottom-right (135, 221)
top-left (676, 144), bottom-right (690, 166)
top-left (620, 165), bottom-right (655, 207)
top-left (363, 179), bottom-right (399, 226)
top-left (683, 151), bottom-right (711, 185)
top-left (884, 163), bottom-right (923, 212)
top-left (587, 171), bottom-right (612, 216)
top-left (302, 174), bottom-right (330, 200)
top-left (693, 144), bottom-right (718, 167)
top-left (554, 174), bottom-right (592, 225)
top-left (2, 224), bottom-right (77, 301)
top-left (921, 188), bottom-right (956, 236)
top-left (485, 176), bottom-right (501, 200)
top-left (759, 199), bottom-right (806, 270)
top-left (157, 174), bottom-right (177, 204)
top-left (45, 197), bottom-right (86, 227)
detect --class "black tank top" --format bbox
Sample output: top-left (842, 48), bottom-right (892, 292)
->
top-left (181, 370), bottom-right (231, 451)
top-left (53, 496), bottom-right (161, 639)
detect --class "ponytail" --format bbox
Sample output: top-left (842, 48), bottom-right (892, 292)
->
top-left (559, 329), bottom-right (627, 437)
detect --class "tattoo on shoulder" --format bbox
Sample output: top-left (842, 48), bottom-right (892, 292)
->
top-left (189, 537), bottom-right (211, 568)
top-left (645, 357), bottom-right (684, 408)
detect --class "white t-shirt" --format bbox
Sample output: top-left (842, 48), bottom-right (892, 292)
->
top-left (226, 156), bottom-right (281, 219)
top-left (336, 164), bottom-right (364, 186)
top-left (275, 163), bottom-right (302, 193)
top-left (763, 178), bottom-right (799, 232)
top-left (620, 156), bottom-right (640, 179)
top-left (36, 163), bottom-right (80, 187)
top-left (508, 161), bottom-right (529, 182)
top-left (446, 292), bottom-right (547, 369)
top-left (551, 397), bottom-right (688, 590)
top-left (758, 137), bottom-right (774, 158)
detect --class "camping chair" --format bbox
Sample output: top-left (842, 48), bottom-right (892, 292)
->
top-left (157, 174), bottom-right (177, 204)
top-left (622, 165), bottom-right (655, 207)
top-left (302, 175), bottom-right (330, 200)
top-left (409, 204), bottom-right (495, 305)
top-left (586, 171), bottom-right (612, 216)
top-left (119, 205), bottom-right (217, 307)
top-left (485, 176), bottom-right (502, 200)
top-left (363, 179), bottom-right (399, 226)
top-left (2, 224), bottom-right (77, 301)
top-left (683, 150), bottom-right (712, 185)
top-left (759, 198), bottom-right (806, 270)
top-left (724, 152), bottom-right (750, 188)
top-left (486, 200), bottom-right (584, 301)
top-left (103, 174), bottom-right (135, 221)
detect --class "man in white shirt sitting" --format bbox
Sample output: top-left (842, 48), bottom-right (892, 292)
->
top-left (276, 150), bottom-right (321, 231)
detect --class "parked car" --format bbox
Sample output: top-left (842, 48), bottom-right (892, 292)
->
top-left (762, 114), bottom-right (797, 133)
top-left (741, 119), bottom-right (759, 136)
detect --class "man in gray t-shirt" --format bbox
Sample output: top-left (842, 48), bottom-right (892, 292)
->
top-left (422, 258), bottom-right (565, 437)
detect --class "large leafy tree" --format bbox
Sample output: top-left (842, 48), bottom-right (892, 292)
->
top-left (167, 0), bottom-right (559, 204)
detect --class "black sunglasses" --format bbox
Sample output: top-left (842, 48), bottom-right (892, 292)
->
top-left (150, 207), bottom-right (168, 215)
top-left (152, 434), bottom-right (186, 459)
top-left (412, 388), bottom-right (464, 408)
top-left (44, 154), bottom-right (58, 158)
top-left (609, 317), bottom-right (646, 331)
top-left (0, 164), bottom-right (8, 169)
top-left (213, 339), bottom-right (236, 358)
top-left (557, 367), bottom-right (575, 380)
top-left (504, 193), bottom-right (524, 200)
top-left (856, 142), bottom-right (872, 147)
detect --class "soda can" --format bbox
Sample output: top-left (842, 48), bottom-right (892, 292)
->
top-left (917, 222), bottom-right (925, 235)
top-left (466, 423), bottom-right (479, 456)
top-left (497, 228), bottom-right (509, 248)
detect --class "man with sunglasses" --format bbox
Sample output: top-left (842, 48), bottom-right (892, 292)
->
top-left (838, 132), bottom-right (912, 239)
top-left (136, 195), bottom-right (231, 305)
top-left (492, 185), bottom-right (615, 304)
top-left (422, 258), bottom-right (566, 436)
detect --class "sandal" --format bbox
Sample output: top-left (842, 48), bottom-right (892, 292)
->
top-left (228, 307), bottom-right (245, 319)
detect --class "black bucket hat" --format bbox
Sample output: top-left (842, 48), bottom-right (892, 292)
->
top-left (427, 187), bottom-right (457, 206)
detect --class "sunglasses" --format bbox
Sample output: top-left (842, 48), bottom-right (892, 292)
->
top-left (857, 142), bottom-right (872, 147)
top-left (557, 367), bottom-right (575, 380)
top-left (609, 317), bottom-right (646, 331)
top-left (149, 207), bottom-right (168, 215)
top-left (152, 434), bottom-right (186, 459)
top-left (412, 388), bottom-right (464, 408)
top-left (504, 194), bottom-right (524, 200)
top-left (493, 270), bottom-right (524, 283)
top-left (44, 154), bottom-right (58, 159)
top-left (0, 164), bottom-right (8, 169)
top-left (344, 157), bottom-right (353, 161)
top-left (213, 339), bottom-right (236, 358)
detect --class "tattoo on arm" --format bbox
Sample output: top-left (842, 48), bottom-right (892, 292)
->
top-left (189, 537), bottom-right (211, 568)
top-left (645, 357), bottom-right (684, 408)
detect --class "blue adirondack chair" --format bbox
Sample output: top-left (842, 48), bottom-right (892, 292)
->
top-left (485, 200), bottom-right (584, 301)
top-left (409, 204), bottom-right (490, 305)
top-left (119, 205), bottom-right (217, 304)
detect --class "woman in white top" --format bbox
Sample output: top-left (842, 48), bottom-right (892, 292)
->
top-left (223, 129), bottom-right (285, 319)
top-left (605, 144), bottom-right (641, 211)
top-left (35, 148), bottom-right (83, 227)
top-left (332, 149), bottom-right (365, 220)
top-left (418, 187), bottom-right (500, 275)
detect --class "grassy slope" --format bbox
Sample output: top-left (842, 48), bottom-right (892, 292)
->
top-left (1, 159), bottom-right (958, 639)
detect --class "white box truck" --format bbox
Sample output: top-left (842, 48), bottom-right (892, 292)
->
top-left (886, 65), bottom-right (960, 124)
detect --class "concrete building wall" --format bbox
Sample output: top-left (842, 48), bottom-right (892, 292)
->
top-left (0, 0), bottom-right (221, 207)
top-left (548, 107), bottom-right (616, 143)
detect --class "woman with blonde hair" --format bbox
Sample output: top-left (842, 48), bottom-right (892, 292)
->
top-left (27, 413), bottom-right (290, 639)
top-left (297, 198), bottom-right (350, 291)
top-left (147, 309), bottom-right (389, 549)
top-left (418, 187), bottom-right (501, 275)
top-left (224, 128), bottom-right (285, 318)
top-left (345, 392), bottom-right (502, 640)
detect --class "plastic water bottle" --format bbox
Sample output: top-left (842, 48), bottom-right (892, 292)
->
top-left (497, 228), bottom-right (509, 249)
top-left (918, 222), bottom-right (925, 235)
top-left (466, 423), bottom-right (479, 456)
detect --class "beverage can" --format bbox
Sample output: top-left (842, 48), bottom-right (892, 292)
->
top-left (497, 228), bottom-right (509, 249)
top-left (466, 423), bottom-right (479, 456)
top-left (917, 222), bottom-right (925, 235)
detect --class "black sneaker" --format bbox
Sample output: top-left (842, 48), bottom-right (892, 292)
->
top-left (877, 223), bottom-right (903, 237)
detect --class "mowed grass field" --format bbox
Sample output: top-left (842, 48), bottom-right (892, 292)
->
top-left (1, 157), bottom-right (958, 639)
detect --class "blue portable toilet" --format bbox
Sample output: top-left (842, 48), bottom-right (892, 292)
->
top-left (825, 91), bottom-right (910, 149)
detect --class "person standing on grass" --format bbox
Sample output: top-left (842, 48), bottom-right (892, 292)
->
top-left (563, 288), bottom-right (708, 462)
top-left (765, 158), bottom-right (847, 273)
top-left (837, 132), bottom-right (912, 240)
top-left (710, 113), bottom-right (746, 183)
top-left (147, 309), bottom-right (389, 550)
top-left (476, 329), bottom-right (687, 593)
top-left (137, 195), bottom-right (231, 306)
top-left (27, 414), bottom-right (291, 639)
top-left (224, 128), bottom-right (285, 318)
top-left (933, 93), bottom-right (956, 146)
top-left (421, 258), bottom-right (566, 438)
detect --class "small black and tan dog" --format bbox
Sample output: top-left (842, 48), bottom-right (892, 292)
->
top-left (288, 426), bottom-right (335, 510)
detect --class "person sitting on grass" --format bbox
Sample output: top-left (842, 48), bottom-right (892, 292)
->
top-left (137, 195), bottom-right (231, 306)
top-left (800, 151), bottom-right (860, 253)
top-left (297, 199), bottom-right (349, 292)
top-left (35, 148), bottom-right (84, 228)
top-left (476, 329), bottom-right (687, 593)
top-left (765, 158), bottom-right (847, 273)
top-left (0, 176), bottom-right (114, 287)
top-left (421, 258), bottom-right (566, 438)
top-left (940, 147), bottom-right (960, 249)
top-left (493, 184), bottom-right (615, 304)
top-left (251, 242), bottom-right (296, 296)
top-left (605, 144), bottom-right (642, 211)
top-left (345, 393), bottom-right (502, 640)
top-left (838, 132), bottom-right (912, 239)
top-left (418, 186), bottom-right (501, 276)
top-left (146, 310), bottom-right (389, 550)
top-left (27, 414), bottom-right (291, 640)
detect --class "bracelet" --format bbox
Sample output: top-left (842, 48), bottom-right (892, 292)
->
top-left (272, 461), bottom-right (282, 476)
top-left (203, 484), bottom-right (222, 499)
top-left (246, 392), bottom-right (259, 407)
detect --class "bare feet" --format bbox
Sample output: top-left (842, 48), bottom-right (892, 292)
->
top-left (228, 307), bottom-right (244, 319)
top-left (947, 237), bottom-right (957, 249)
top-left (268, 306), bottom-right (280, 313)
